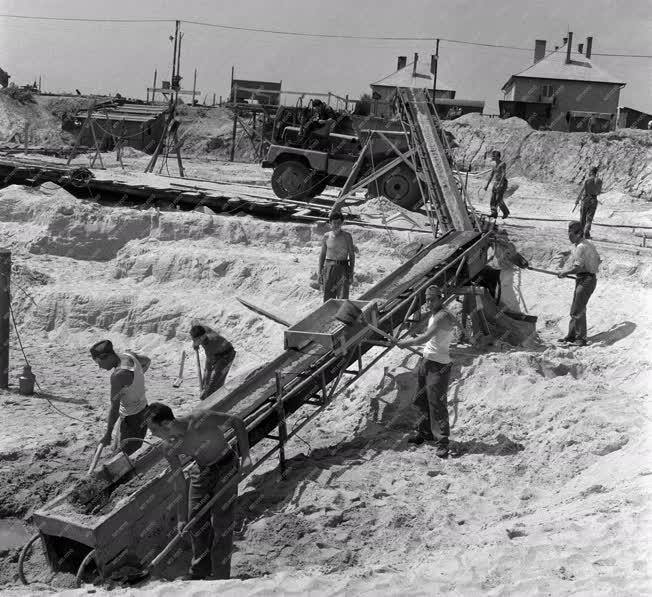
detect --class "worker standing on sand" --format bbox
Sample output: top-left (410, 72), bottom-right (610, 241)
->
top-left (146, 402), bottom-right (251, 580)
top-left (90, 340), bottom-right (150, 456)
top-left (398, 285), bottom-right (462, 458)
top-left (191, 325), bottom-right (236, 401)
top-left (575, 166), bottom-right (603, 239)
top-left (485, 150), bottom-right (510, 219)
top-left (558, 221), bottom-right (601, 346)
top-left (319, 211), bottom-right (355, 302)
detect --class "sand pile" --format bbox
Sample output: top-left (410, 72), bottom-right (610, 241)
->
top-left (445, 116), bottom-right (652, 198)
top-left (177, 105), bottom-right (262, 162)
top-left (0, 154), bottom-right (650, 594)
top-left (0, 94), bottom-right (89, 147)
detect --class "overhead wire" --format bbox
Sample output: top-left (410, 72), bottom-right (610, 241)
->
top-left (0, 13), bottom-right (649, 57)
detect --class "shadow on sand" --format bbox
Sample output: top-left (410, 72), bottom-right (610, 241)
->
top-left (588, 321), bottom-right (636, 346)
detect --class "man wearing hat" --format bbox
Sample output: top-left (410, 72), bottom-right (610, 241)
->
top-left (398, 285), bottom-right (462, 458)
top-left (90, 340), bottom-right (151, 455)
top-left (190, 325), bottom-right (236, 401)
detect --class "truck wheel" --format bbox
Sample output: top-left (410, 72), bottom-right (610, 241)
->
top-left (378, 163), bottom-right (422, 210)
top-left (271, 160), bottom-right (313, 199)
top-left (307, 176), bottom-right (328, 198)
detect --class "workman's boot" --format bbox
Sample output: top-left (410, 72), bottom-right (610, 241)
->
top-left (435, 442), bottom-right (449, 459)
top-left (408, 431), bottom-right (434, 445)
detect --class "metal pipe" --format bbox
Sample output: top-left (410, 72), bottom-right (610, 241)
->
top-left (0, 249), bottom-right (10, 388)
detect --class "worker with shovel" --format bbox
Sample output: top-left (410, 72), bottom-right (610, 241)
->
top-left (557, 221), bottom-right (601, 346)
top-left (397, 285), bottom-right (462, 458)
top-left (90, 340), bottom-right (151, 456)
top-left (191, 325), bottom-right (236, 401)
top-left (145, 402), bottom-right (251, 580)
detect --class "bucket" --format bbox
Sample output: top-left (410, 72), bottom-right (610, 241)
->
top-left (18, 365), bottom-right (36, 395)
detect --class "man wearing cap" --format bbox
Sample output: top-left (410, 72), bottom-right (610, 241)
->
top-left (397, 285), bottom-right (462, 458)
top-left (574, 166), bottom-right (603, 239)
top-left (484, 150), bottom-right (510, 219)
top-left (191, 325), bottom-right (236, 401)
top-left (318, 211), bottom-right (355, 302)
top-left (557, 221), bottom-right (601, 346)
top-left (90, 340), bottom-right (151, 455)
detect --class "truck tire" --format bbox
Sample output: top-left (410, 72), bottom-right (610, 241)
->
top-left (271, 160), bottom-right (313, 199)
top-left (377, 163), bottom-right (422, 210)
top-left (307, 176), bottom-right (328, 198)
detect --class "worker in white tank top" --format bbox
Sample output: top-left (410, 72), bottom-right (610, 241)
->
top-left (398, 285), bottom-right (462, 457)
top-left (90, 339), bottom-right (151, 455)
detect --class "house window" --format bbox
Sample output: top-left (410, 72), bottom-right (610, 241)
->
top-left (542, 84), bottom-right (556, 98)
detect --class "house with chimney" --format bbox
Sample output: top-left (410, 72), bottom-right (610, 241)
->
top-left (500, 33), bottom-right (626, 132)
top-left (369, 54), bottom-right (484, 119)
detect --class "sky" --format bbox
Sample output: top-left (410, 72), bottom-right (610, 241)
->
top-left (1, 0), bottom-right (651, 113)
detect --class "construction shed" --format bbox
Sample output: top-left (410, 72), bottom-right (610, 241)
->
top-left (618, 106), bottom-right (652, 130)
top-left (64, 103), bottom-right (168, 153)
top-left (231, 79), bottom-right (281, 106)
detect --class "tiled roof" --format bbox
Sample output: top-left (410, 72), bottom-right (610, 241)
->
top-left (502, 45), bottom-right (626, 90)
top-left (371, 60), bottom-right (454, 91)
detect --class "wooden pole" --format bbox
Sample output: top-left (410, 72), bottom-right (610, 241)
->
top-left (230, 100), bottom-right (238, 162)
top-left (0, 249), bottom-right (10, 389)
top-left (212, 93), bottom-right (216, 107)
top-left (23, 122), bottom-right (29, 154)
top-left (192, 68), bottom-right (197, 105)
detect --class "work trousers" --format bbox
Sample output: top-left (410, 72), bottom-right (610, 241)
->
top-left (203, 350), bottom-right (236, 399)
top-left (580, 196), bottom-right (598, 239)
top-left (567, 274), bottom-right (597, 342)
top-left (322, 260), bottom-right (350, 302)
top-left (490, 184), bottom-right (510, 218)
top-left (188, 450), bottom-right (239, 579)
top-left (118, 407), bottom-right (147, 456)
top-left (414, 358), bottom-right (452, 445)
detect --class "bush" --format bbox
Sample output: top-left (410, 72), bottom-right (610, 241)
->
top-left (353, 93), bottom-right (372, 116)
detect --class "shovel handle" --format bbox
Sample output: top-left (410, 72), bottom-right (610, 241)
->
top-left (195, 349), bottom-right (204, 391)
top-left (88, 444), bottom-right (104, 475)
top-left (365, 321), bottom-right (423, 358)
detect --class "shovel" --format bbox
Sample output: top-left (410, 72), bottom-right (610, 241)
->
top-left (335, 300), bottom-right (423, 358)
top-left (195, 349), bottom-right (204, 391)
top-left (527, 266), bottom-right (576, 280)
top-left (87, 443), bottom-right (104, 475)
top-left (172, 350), bottom-right (186, 388)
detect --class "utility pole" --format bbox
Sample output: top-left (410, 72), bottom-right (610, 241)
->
top-left (432, 38), bottom-right (440, 104)
top-left (192, 68), bottom-right (197, 105)
top-left (151, 68), bottom-right (157, 104)
top-left (0, 249), bottom-right (10, 389)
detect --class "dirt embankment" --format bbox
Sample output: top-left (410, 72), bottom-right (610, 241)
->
top-left (445, 114), bottom-right (652, 198)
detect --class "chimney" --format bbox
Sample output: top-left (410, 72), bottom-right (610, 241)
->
top-left (412, 53), bottom-right (419, 76)
top-left (430, 55), bottom-right (437, 75)
top-left (397, 56), bottom-right (407, 70)
top-left (578, 43), bottom-right (584, 54)
top-left (585, 36), bottom-right (593, 59)
top-left (534, 39), bottom-right (546, 63)
top-left (566, 31), bottom-right (573, 64)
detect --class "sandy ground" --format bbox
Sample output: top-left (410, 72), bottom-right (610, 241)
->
top-left (0, 148), bottom-right (650, 596)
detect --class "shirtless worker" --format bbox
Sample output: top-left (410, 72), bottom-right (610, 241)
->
top-left (146, 402), bottom-right (251, 580)
top-left (90, 340), bottom-right (151, 455)
top-left (398, 285), bottom-right (463, 458)
top-left (484, 150), bottom-right (510, 219)
top-left (574, 166), bottom-right (603, 239)
top-left (190, 325), bottom-right (236, 401)
top-left (557, 221), bottom-right (601, 346)
top-left (319, 210), bottom-right (355, 302)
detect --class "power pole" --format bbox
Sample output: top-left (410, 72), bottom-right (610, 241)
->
top-left (192, 68), bottom-right (197, 105)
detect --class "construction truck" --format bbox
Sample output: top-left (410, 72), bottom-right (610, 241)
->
top-left (262, 100), bottom-right (446, 210)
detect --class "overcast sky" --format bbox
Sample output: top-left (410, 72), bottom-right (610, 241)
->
top-left (1, 0), bottom-right (651, 113)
